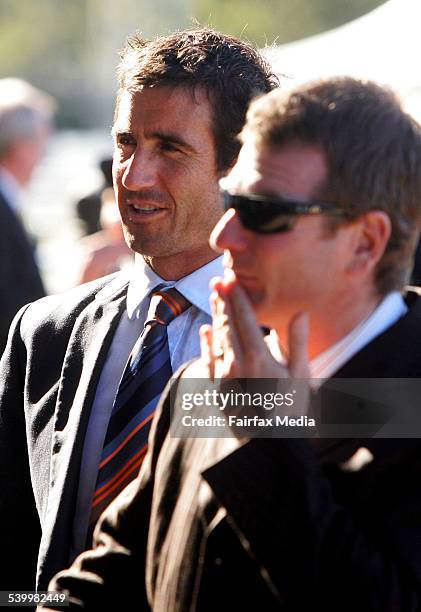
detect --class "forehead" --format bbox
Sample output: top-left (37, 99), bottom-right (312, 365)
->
top-left (224, 138), bottom-right (328, 200)
top-left (114, 86), bottom-right (214, 137)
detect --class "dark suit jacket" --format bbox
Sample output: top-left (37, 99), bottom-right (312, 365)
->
top-left (0, 271), bottom-right (130, 590)
top-left (43, 291), bottom-right (421, 611)
top-left (0, 191), bottom-right (45, 355)
top-left (412, 239), bottom-right (421, 285)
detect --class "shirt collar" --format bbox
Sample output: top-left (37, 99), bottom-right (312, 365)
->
top-left (0, 166), bottom-right (24, 214)
top-left (126, 253), bottom-right (224, 319)
top-left (310, 291), bottom-right (408, 383)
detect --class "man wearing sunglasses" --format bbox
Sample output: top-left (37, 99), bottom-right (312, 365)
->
top-left (42, 78), bottom-right (421, 610)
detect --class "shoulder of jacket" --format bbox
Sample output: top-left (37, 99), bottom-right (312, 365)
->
top-left (19, 271), bottom-right (130, 335)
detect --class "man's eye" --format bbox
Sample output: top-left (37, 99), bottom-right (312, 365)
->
top-left (116, 134), bottom-right (136, 147)
top-left (159, 141), bottom-right (180, 153)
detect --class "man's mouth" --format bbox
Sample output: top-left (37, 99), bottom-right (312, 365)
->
top-left (232, 271), bottom-right (264, 306)
top-left (227, 264), bottom-right (256, 284)
top-left (126, 201), bottom-right (168, 222)
top-left (235, 272), bottom-right (258, 284)
top-left (131, 203), bottom-right (162, 213)
top-left (231, 269), bottom-right (261, 290)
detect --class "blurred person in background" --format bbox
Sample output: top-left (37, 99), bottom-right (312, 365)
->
top-left (0, 27), bottom-right (278, 592)
top-left (0, 78), bottom-right (54, 355)
top-left (76, 157), bottom-right (113, 237)
top-left (77, 186), bottom-right (134, 284)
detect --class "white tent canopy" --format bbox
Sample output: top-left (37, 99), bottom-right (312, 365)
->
top-left (263, 0), bottom-right (421, 106)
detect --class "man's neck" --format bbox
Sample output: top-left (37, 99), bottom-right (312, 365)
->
top-left (278, 290), bottom-right (383, 361)
top-left (309, 291), bottom-right (407, 381)
top-left (307, 298), bottom-right (381, 359)
top-left (143, 246), bottom-right (219, 281)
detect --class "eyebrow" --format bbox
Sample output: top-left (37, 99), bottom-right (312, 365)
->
top-left (111, 127), bottom-right (197, 154)
top-left (151, 130), bottom-right (197, 154)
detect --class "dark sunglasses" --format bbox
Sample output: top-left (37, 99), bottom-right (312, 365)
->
top-left (221, 189), bottom-right (349, 234)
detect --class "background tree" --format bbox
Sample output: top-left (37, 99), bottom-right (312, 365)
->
top-left (0, 0), bottom-right (386, 127)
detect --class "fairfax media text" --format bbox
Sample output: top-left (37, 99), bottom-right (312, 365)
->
top-left (182, 415), bottom-right (316, 428)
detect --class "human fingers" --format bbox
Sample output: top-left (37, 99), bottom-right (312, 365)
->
top-left (216, 280), bottom-right (287, 378)
top-left (211, 288), bottom-right (243, 378)
top-left (221, 280), bottom-right (265, 355)
top-left (287, 312), bottom-right (310, 378)
top-left (199, 324), bottom-right (215, 380)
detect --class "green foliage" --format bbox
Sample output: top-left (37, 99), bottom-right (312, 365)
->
top-left (193, 0), bottom-right (386, 46)
top-left (0, 0), bottom-right (387, 127)
top-left (0, 0), bottom-right (86, 77)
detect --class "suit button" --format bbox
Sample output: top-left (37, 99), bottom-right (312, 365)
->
top-left (214, 557), bottom-right (222, 566)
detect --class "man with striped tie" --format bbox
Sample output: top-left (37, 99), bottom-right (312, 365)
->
top-left (0, 27), bottom-right (278, 592)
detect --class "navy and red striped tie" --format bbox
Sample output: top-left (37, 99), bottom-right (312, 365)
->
top-left (90, 286), bottom-right (191, 526)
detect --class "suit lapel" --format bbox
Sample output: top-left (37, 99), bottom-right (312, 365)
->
top-left (38, 275), bottom-right (129, 587)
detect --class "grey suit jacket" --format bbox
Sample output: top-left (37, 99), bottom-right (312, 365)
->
top-left (0, 271), bottom-right (130, 590)
top-left (0, 191), bottom-right (45, 355)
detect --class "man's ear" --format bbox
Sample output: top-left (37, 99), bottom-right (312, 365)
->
top-left (346, 210), bottom-right (391, 275)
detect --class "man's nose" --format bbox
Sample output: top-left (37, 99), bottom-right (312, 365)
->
top-left (122, 148), bottom-right (156, 191)
top-left (210, 208), bottom-right (250, 253)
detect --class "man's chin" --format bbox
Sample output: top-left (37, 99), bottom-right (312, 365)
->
top-left (239, 289), bottom-right (276, 329)
top-left (251, 301), bottom-right (282, 331)
top-left (240, 285), bottom-right (265, 308)
top-left (123, 232), bottom-right (166, 257)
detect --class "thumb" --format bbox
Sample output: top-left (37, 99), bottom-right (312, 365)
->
top-left (288, 312), bottom-right (310, 378)
top-left (199, 324), bottom-right (215, 380)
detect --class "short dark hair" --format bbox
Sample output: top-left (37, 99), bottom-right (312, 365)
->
top-left (242, 77), bottom-right (421, 294)
top-left (115, 27), bottom-right (278, 171)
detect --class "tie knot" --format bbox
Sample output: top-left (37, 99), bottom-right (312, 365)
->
top-left (147, 286), bottom-right (191, 326)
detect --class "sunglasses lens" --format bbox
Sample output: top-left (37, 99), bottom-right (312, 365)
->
top-left (237, 200), bottom-right (297, 234)
top-left (222, 190), bottom-right (346, 234)
top-left (254, 213), bottom-right (297, 233)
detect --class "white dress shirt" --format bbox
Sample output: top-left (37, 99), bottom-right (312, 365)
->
top-left (71, 254), bottom-right (223, 560)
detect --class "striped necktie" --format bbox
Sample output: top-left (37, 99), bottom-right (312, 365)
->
top-left (90, 286), bottom-right (191, 525)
